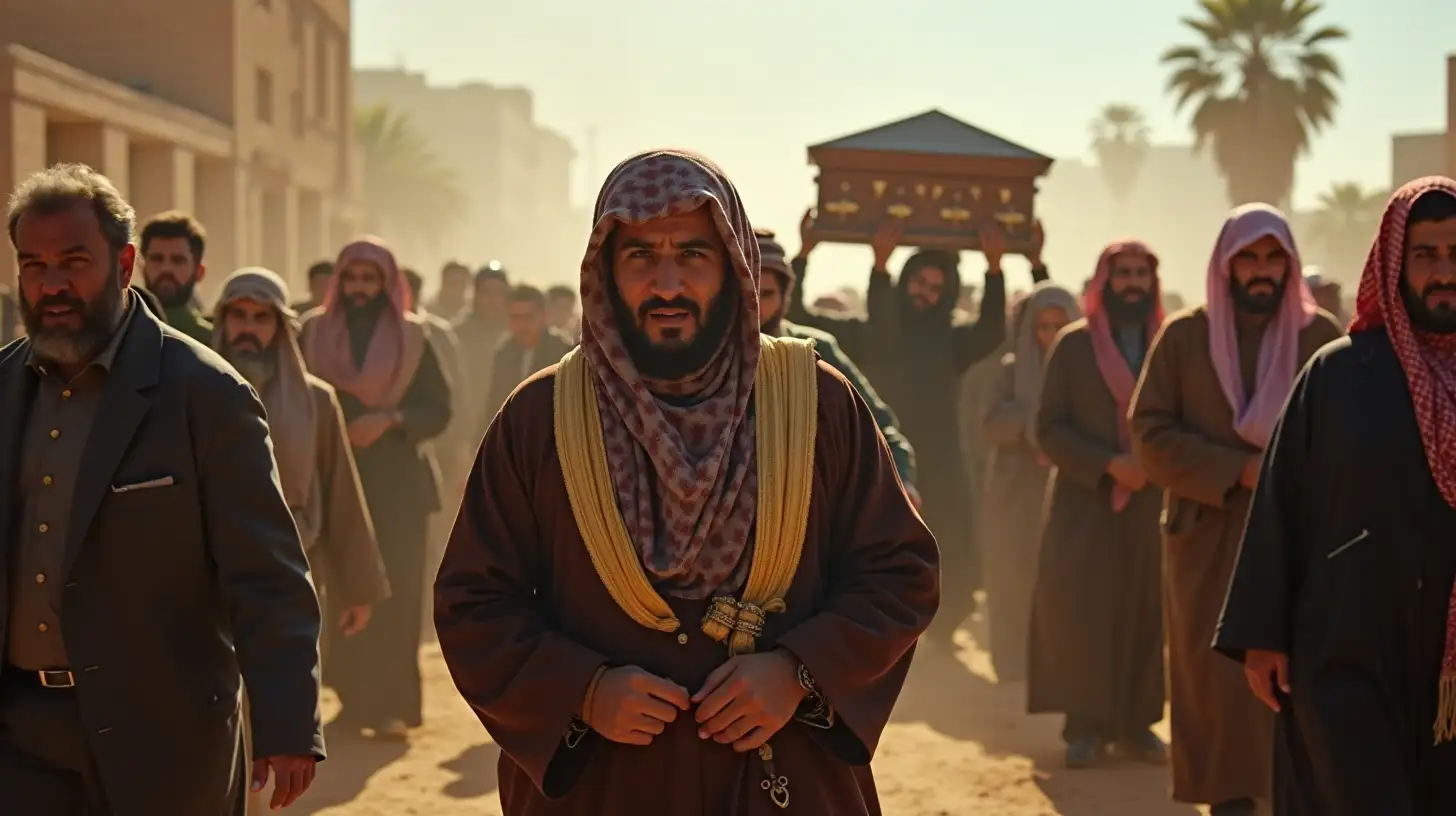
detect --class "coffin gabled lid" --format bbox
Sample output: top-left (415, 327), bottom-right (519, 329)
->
top-left (810, 109), bottom-right (1051, 162)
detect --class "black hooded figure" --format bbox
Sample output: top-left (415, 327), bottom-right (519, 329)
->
top-left (789, 219), bottom-right (1048, 643)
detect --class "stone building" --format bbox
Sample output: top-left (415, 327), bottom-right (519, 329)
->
top-left (0, 0), bottom-right (361, 299)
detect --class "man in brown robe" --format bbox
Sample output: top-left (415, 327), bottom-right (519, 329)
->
top-left (434, 149), bottom-right (939, 815)
top-left (214, 267), bottom-right (391, 816)
top-left (980, 282), bottom-right (1079, 683)
top-left (1130, 207), bottom-right (1342, 816)
top-left (1028, 241), bottom-right (1167, 769)
top-left (451, 262), bottom-right (510, 449)
top-left (301, 237), bottom-right (453, 740)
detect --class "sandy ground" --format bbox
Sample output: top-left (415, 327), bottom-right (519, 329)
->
top-left (287, 615), bottom-right (1212, 816)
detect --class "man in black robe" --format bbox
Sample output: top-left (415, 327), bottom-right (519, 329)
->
top-left (1215, 176), bottom-right (1456, 815)
top-left (788, 213), bottom-right (1046, 642)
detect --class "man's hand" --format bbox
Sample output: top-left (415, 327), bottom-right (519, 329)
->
top-left (585, 666), bottom-right (690, 746)
top-left (347, 412), bottom-right (395, 449)
top-left (1105, 454), bottom-right (1148, 492)
top-left (693, 649), bottom-right (807, 753)
top-left (1244, 649), bottom-right (1290, 712)
top-left (338, 605), bottom-right (372, 636)
top-left (1029, 219), bottom-right (1046, 267)
top-left (978, 221), bottom-right (1008, 273)
top-left (1239, 455), bottom-right (1262, 490)
top-left (871, 220), bottom-right (903, 271)
top-left (797, 208), bottom-right (820, 260)
top-left (250, 755), bottom-right (317, 810)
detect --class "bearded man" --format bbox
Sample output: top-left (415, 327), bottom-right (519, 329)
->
top-left (213, 267), bottom-right (390, 653)
top-left (1, 164), bottom-right (323, 813)
top-left (755, 228), bottom-right (918, 499)
top-left (138, 211), bottom-right (213, 343)
top-left (1214, 178), bottom-right (1456, 814)
top-left (788, 213), bottom-right (1047, 643)
top-left (1130, 206), bottom-right (1342, 815)
top-left (300, 237), bottom-right (453, 741)
top-left (434, 150), bottom-right (939, 814)
top-left (1027, 241), bottom-right (1167, 769)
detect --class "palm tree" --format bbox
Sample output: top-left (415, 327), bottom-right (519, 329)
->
top-left (1308, 181), bottom-right (1387, 282)
top-left (354, 104), bottom-right (468, 247)
top-left (1161, 0), bottom-right (1348, 207)
top-left (1090, 103), bottom-right (1152, 205)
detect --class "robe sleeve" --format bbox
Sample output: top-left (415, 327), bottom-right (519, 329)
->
top-left (1035, 330), bottom-right (1118, 490)
top-left (775, 367), bottom-right (940, 764)
top-left (981, 357), bottom-right (1028, 446)
top-left (1128, 317), bottom-right (1249, 507)
top-left (1213, 355), bottom-right (1320, 662)
top-left (863, 267), bottom-right (896, 329)
top-left (315, 384), bottom-right (390, 608)
top-left (397, 341), bottom-right (453, 445)
top-left (950, 274), bottom-right (1007, 373)
top-left (813, 334), bottom-right (916, 485)
top-left (784, 256), bottom-right (867, 357)
top-left (434, 384), bottom-right (607, 798)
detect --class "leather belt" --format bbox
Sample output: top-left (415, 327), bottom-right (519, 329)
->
top-left (3, 665), bottom-right (75, 689)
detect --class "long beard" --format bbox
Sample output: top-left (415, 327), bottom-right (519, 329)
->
top-left (225, 342), bottom-right (279, 389)
top-left (22, 272), bottom-right (125, 367)
top-left (1403, 279), bottom-right (1456, 335)
top-left (148, 274), bottom-right (197, 309)
top-left (1230, 278), bottom-right (1286, 316)
top-left (609, 285), bottom-right (737, 382)
top-left (1103, 286), bottom-right (1153, 324)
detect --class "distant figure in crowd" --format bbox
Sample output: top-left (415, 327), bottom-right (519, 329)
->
top-left (789, 211), bottom-right (1045, 645)
top-left (213, 267), bottom-right (391, 816)
top-left (293, 259), bottom-right (334, 314)
top-left (0, 163), bottom-right (323, 813)
top-left (138, 210), bottom-right (213, 343)
top-left (1131, 206), bottom-right (1342, 816)
top-left (435, 149), bottom-right (938, 814)
top-left (301, 236), bottom-right (453, 741)
top-left (213, 266), bottom-right (390, 654)
top-left (1303, 266), bottom-right (1348, 326)
top-left (1028, 240), bottom-right (1166, 769)
top-left (546, 283), bottom-right (582, 342)
top-left (1216, 177), bottom-right (1456, 815)
top-left (979, 281), bottom-right (1080, 683)
top-left (452, 262), bottom-right (511, 446)
top-left (482, 283), bottom-right (574, 426)
top-left (429, 260), bottom-right (472, 322)
top-left (755, 227), bottom-right (919, 498)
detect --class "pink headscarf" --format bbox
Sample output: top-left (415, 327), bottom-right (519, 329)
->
top-left (1083, 240), bottom-right (1164, 512)
top-left (301, 236), bottom-right (423, 408)
top-left (1204, 204), bottom-right (1317, 450)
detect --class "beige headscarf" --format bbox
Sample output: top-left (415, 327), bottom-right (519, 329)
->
top-left (213, 268), bottom-right (319, 527)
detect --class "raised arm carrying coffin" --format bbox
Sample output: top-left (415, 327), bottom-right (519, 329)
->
top-left (807, 109), bottom-right (1054, 255)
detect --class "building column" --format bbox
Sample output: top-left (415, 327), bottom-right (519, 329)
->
top-left (261, 184), bottom-right (300, 287)
top-left (48, 123), bottom-right (130, 198)
top-left (0, 99), bottom-right (48, 288)
top-left (129, 145), bottom-right (196, 222)
top-left (296, 188), bottom-right (326, 272)
top-left (194, 159), bottom-right (247, 304)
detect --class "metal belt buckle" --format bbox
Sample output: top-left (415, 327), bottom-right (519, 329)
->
top-left (38, 670), bottom-right (74, 688)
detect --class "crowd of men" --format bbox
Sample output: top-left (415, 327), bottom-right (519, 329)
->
top-left (0, 152), bottom-right (1453, 816)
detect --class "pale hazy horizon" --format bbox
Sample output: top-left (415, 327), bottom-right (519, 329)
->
top-left (353, 0), bottom-right (1450, 298)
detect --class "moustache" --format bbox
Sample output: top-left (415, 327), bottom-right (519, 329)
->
top-left (1116, 288), bottom-right (1147, 300)
top-left (637, 297), bottom-right (701, 322)
top-left (29, 293), bottom-right (87, 318)
top-left (228, 334), bottom-right (264, 353)
top-left (1243, 278), bottom-right (1279, 292)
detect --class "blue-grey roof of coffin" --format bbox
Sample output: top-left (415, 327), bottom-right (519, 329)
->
top-left (809, 109), bottom-right (1052, 162)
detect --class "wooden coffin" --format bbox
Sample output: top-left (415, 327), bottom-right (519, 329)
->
top-left (807, 110), bottom-right (1054, 255)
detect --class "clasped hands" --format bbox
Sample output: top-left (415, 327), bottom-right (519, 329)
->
top-left (583, 650), bottom-right (807, 753)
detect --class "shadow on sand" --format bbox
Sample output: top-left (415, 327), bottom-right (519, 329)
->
top-left (291, 723), bottom-right (409, 814)
top-left (440, 742), bottom-right (501, 799)
top-left (891, 622), bottom-right (1199, 816)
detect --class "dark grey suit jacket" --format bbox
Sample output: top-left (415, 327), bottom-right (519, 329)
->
top-left (0, 304), bottom-right (324, 815)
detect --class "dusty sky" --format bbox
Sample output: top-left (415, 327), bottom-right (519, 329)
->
top-left (352, 0), bottom-right (1450, 294)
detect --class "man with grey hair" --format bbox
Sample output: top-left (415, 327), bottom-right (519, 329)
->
top-left (1, 163), bottom-right (324, 814)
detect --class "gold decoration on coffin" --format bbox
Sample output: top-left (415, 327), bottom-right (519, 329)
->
top-left (824, 199), bottom-right (860, 218)
top-left (886, 203), bottom-right (913, 218)
top-left (838, 181), bottom-right (851, 192)
top-left (970, 186), bottom-right (982, 201)
top-left (999, 188), bottom-right (1013, 204)
top-left (931, 184), bottom-right (944, 200)
top-left (940, 206), bottom-right (972, 223)
top-left (915, 183), bottom-right (927, 198)
top-left (872, 180), bottom-right (887, 199)
top-left (993, 187), bottom-right (1026, 226)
